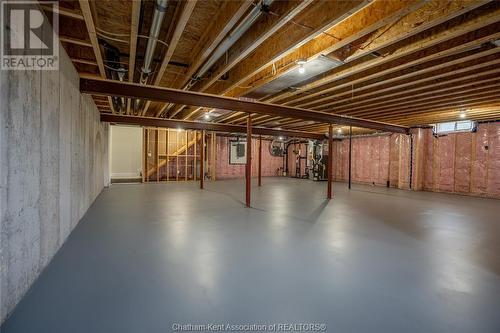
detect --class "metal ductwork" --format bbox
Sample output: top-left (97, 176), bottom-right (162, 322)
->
top-left (100, 39), bottom-right (127, 113)
top-left (134, 0), bottom-right (168, 114)
top-left (140, 0), bottom-right (169, 84)
top-left (191, 0), bottom-right (273, 84)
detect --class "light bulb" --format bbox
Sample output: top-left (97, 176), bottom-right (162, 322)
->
top-left (298, 65), bottom-right (305, 74)
top-left (459, 112), bottom-right (466, 119)
top-left (204, 113), bottom-right (210, 120)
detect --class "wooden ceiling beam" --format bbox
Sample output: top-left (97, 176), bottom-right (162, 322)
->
top-left (327, 71), bottom-right (500, 114)
top-left (80, 78), bottom-right (409, 133)
top-left (282, 25), bottom-right (500, 108)
top-left (175, 0), bottom-right (254, 90)
top-left (195, 0), bottom-right (414, 123)
top-left (193, 0), bottom-right (315, 93)
top-left (255, 75), bottom-right (500, 125)
top-left (79, 72), bottom-right (101, 80)
top-left (181, 0), bottom-right (380, 121)
top-left (343, 0), bottom-right (491, 63)
top-left (300, 45), bottom-right (500, 109)
top-left (245, 43), bottom-right (500, 127)
top-left (376, 105), bottom-right (500, 124)
top-left (101, 115), bottom-right (326, 140)
top-left (126, 0), bottom-right (141, 115)
top-left (168, 0), bottom-right (315, 119)
top-left (393, 108), bottom-right (500, 125)
top-left (218, 3), bottom-right (500, 125)
top-left (267, 4), bottom-right (500, 105)
top-left (204, 0), bottom-right (373, 97)
top-left (140, 0), bottom-right (197, 116)
top-left (345, 85), bottom-right (500, 117)
top-left (252, 116), bottom-right (284, 127)
top-left (79, 0), bottom-right (115, 114)
top-left (157, 0), bottom-right (253, 117)
top-left (59, 36), bottom-right (93, 48)
top-left (356, 93), bottom-right (500, 120)
top-left (280, 120), bottom-right (319, 129)
top-left (78, 0), bottom-right (105, 76)
top-left (237, 114), bottom-right (270, 124)
top-left (314, 62), bottom-right (500, 113)
top-left (229, 62), bottom-right (500, 125)
top-left (298, 105), bottom-right (500, 129)
top-left (153, 1), bottom-right (197, 87)
top-left (41, 4), bottom-right (84, 20)
top-left (290, 94), bottom-right (500, 129)
top-left (349, 99), bottom-right (499, 127)
top-left (280, 83), bottom-right (499, 127)
top-left (223, 0), bottom-right (427, 99)
top-left (71, 58), bottom-right (98, 66)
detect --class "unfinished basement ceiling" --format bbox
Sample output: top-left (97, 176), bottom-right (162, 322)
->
top-left (245, 55), bottom-right (344, 100)
top-left (47, 0), bottom-right (500, 132)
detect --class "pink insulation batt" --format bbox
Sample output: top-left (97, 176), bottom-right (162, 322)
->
top-left (216, 136), bottom-right (282, 179)
top-left (418, 123), bottom-right (500, 198)
top-left (213, 122), bottom-right (500, 198)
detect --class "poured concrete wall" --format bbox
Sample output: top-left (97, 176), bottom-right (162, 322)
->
top-left (0, 45), bottom-right (109, 323)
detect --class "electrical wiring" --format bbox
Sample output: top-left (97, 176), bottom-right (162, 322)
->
top-left (95, 27), bottom-right (170, 48)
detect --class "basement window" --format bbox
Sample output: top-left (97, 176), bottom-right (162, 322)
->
top-left (433, 120), bottom-right (476, 134)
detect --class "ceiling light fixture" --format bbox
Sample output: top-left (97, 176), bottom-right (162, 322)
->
top-left (459, 112), bottom-right (467, 119)
top-left (337, 128), bottom-right (342, 134)
top-left (204, 113), bottom-right (211, 120)
top-left (297, 59), bottom-right (306, 74)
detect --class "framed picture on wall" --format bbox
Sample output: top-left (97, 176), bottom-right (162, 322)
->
top-left (229, 140), bottom-right (247, 165)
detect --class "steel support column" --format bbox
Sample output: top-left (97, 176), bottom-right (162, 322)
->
top-left (348, 126), bottom-right (352, 190)
top-left (258, 135), bottom-right (262, 187)
top-left (327, 124), bottom-right (333, 199)
top-left (246, 115), bottom-right (252, 207)
top-left (200, 130), bottom-right (205, 189)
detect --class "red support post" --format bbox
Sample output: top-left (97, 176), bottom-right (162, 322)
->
top-left (246, 115), bottom-right (252, 207)
top-left (327, 124), bottom-right (333, 199)
top-left (258, 135), bottom-right (262, 187)
top-left (200, 130), bottom-right (205, 189)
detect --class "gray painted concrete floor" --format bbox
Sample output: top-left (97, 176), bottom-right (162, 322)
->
top-left (2, 178), bottom-right (500, 333)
